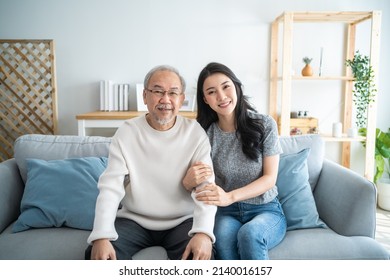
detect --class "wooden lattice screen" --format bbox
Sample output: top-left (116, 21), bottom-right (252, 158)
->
top-left (0, 39), bottom-right (58, 162)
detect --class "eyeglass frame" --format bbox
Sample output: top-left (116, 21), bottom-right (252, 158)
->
top-left (145, 88), bottom-right (184, 99)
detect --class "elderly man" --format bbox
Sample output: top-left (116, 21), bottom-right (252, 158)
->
top-left (86, 65), bottom-right (216, 260)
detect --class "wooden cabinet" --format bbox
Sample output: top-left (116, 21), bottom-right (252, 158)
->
top-left (278, 117), bottom-right (318, 135)
top-left (76, 111), bottom-right (197, 136)
top-left (269, 11), bottom-right (381, 181)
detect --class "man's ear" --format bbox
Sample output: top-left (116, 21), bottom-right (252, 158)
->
top-left (143, 89), bottom-right (147, 105)
top-left (178, 93), bottom-right (186, 108)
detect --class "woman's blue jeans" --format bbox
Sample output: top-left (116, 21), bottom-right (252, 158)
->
top-left (214, 198), bottom-right (286, 260)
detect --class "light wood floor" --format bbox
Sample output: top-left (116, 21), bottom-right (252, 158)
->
top-left (375, 207), bottom-right (390, 253)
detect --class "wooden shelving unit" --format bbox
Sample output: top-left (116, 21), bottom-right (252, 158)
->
top-left (269, 11), bottom-right (381, 181)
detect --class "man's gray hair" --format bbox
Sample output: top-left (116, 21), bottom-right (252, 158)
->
top-left (144, 65), bottom-right (186, 92)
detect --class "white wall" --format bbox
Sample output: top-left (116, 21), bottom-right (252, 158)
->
top-left (1, 0), bottom-right (389, 175)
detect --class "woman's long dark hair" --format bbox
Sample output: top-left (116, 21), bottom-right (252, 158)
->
top-left (196, 62), bottom-right (265, 161)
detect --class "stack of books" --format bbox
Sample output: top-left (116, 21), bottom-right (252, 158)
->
top-left (99, 80), bottom-right (129, 111)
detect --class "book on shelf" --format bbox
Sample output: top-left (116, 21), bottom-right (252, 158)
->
top-left (99, 80), bottom-right (130, 111)
top-left (123, 84), bottom-right (129, 111)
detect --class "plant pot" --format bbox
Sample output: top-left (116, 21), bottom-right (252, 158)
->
top-left (301, 64), bottom-right (313, 76)
top-left (377, 178), bottom-right (390, 211)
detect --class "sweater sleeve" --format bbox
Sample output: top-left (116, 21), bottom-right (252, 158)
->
top-left (189, 191), bottom-right (217, 243)
top-left (87, 136), bottom-right (128, 244)
top-left (188, 136), bottom-right (217, 243)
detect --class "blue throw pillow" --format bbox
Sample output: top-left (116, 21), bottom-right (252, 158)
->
top-left (276, 148), bottom-right (326, 230)
top-left (12, 157), bottom-right (108, 233)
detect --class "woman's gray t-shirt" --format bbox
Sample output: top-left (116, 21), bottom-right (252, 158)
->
top-left (207, 113), bottom-right (282, 205)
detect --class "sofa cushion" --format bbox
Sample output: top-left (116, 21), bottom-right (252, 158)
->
top-left (279, 134), bottom-right (324, 190)
top-left (0, 225), bottom-right (91, 260)
top-left (269, 228), bottom-right (390, 260)
top-left (14, 134), bottom-right (111, 183)
top-left (12, 157), bottom-right (107, 233)
top-left (277, 148), bottom-right (326, 231)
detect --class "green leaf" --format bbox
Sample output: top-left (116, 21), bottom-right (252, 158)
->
top-left (374, 154), bottom-right (384, 183)
top-left (359, 128), bottom-right (390, 183)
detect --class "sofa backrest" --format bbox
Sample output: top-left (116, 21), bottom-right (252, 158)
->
top-left (14, 134), bottom-right (112, 183)
top-left (279, 134), bottom-right (324, 190)
top-left (14, 133), bottom-right (324, 189)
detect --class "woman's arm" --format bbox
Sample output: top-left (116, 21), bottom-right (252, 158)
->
top-left (195, 154), bottom-right (280, 206)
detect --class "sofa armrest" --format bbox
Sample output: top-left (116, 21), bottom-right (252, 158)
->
top-left (0, 158), bottom-right (24, 233)
top-left (314, 159), bottom-right (376, 238)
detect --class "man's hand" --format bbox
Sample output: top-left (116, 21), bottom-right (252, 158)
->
top-left (181, 233), bottom-right (213, 260)
top-left (90, 239), bottom-right (117, 260)
top-left (182, 162), bottom-right (213, 191)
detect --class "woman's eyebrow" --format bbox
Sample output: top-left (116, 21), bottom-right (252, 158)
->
top-left (205, 80), bottom-right (230, 91)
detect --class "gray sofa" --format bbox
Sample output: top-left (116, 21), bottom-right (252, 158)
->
top-left (0, 133), bottom-right (388, 260)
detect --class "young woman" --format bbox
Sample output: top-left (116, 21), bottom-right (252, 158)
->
top-left (182, 62), bottom-right (286, 259)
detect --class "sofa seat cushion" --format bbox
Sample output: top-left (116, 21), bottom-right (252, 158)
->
top-left (0, 224), bottom-right (169, 260)
top-left (12, 157), bottom-right (107, 232)
top-left (132, 246), bottom-right (169, 260)
top-left (269, 228), bottom-right (390, 260)
top-left (0, 224), bottom-right (91, 260)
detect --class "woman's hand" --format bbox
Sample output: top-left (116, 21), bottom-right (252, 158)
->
top-left (195, 183), bottom-right (233, 207)
top-left (182, 162), bottom-right (213, 191)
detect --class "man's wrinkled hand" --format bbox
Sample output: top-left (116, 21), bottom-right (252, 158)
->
top-left (181, 233), bottom-right (213, 260)
top-left (91, 239), bottom-right (117, 260)
top-left (182, 162), bottom-right (213, 191)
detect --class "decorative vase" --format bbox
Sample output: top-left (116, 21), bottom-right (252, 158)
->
top-left (301, 64), bottom-right (313, 76)
top-left (377, 178), bottom-right (390, 211)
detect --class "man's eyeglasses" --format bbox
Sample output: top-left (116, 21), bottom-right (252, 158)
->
top-left (145, 88), bottom-right (182, 99)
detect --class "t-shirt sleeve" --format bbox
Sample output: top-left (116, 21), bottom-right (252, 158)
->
top-left (262, 115), bottom-right (283, 157)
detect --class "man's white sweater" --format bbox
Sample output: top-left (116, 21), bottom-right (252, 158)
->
top-left (88, 115), bottom-right (216, 244)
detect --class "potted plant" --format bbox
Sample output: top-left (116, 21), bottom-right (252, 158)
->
top-left (345, 51), bottom-right (377, 129)
top-left (346, 51), bottom-right (390, 210)
top-left (360, 128), bottom-right (390, 211)
top-left (301, 57), bottom-right (313, 76)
